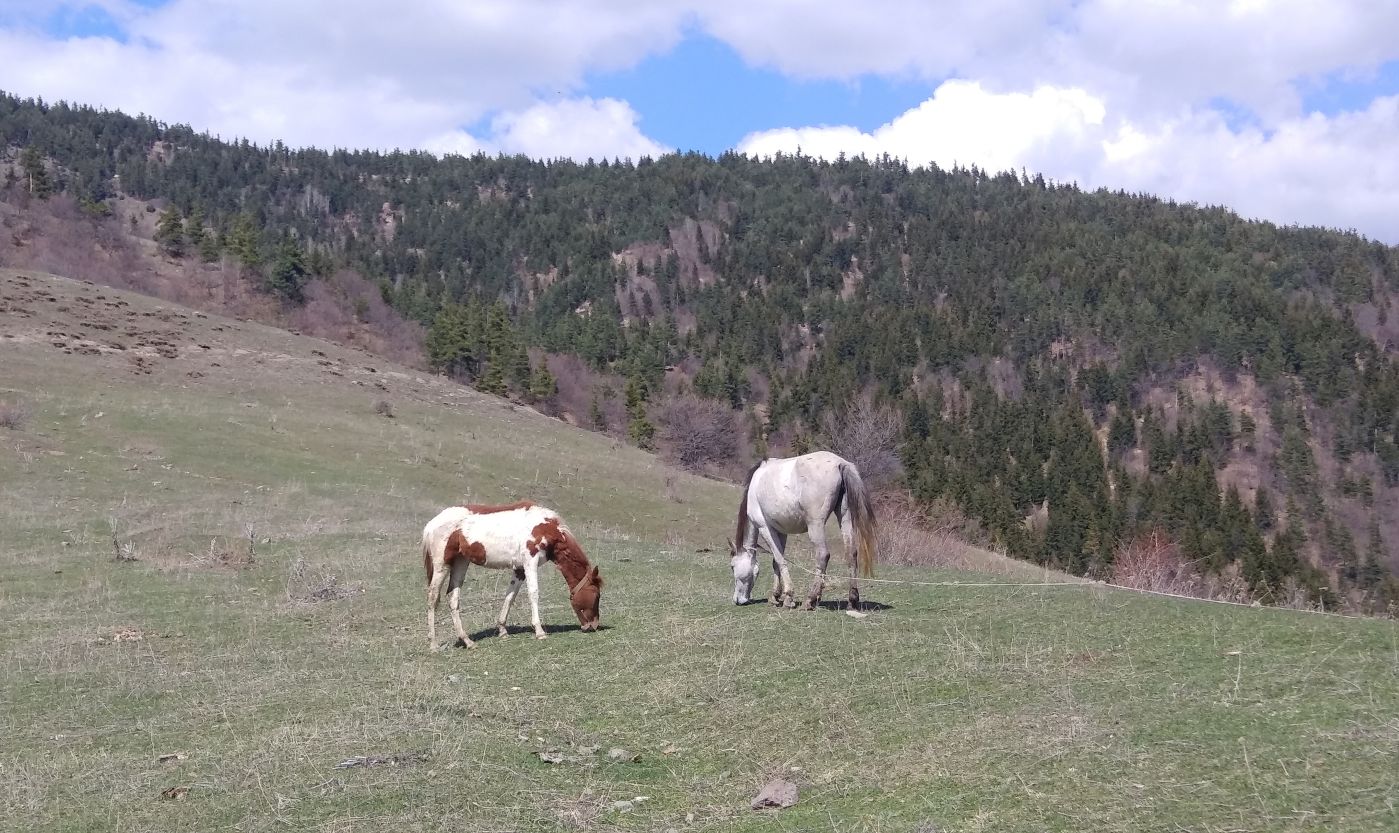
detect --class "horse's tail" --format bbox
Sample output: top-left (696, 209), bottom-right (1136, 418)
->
top-left (734, 460), bottom-right (761, 548)
top-left (839, 462), bottom-right (877, 578)
top-left (422, 521), bottom-right (439, 588)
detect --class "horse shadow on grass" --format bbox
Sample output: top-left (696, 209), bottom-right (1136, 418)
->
top-left (464, 623), bottom-right (612, 643)
top-left (819, 599), bottom-right (893, 612)
top-left (736, 598), bottom-right (894, 612)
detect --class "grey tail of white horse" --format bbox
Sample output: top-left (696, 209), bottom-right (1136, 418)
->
top-left (839, 462), bottom-right (877, 577)
top-left (734, 461), bottom-right (761, 549)
top-left (422, 532), bottom-right (435, 588)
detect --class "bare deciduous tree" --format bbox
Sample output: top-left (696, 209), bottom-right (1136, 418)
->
top-left (821, 394), bottom-right (903, 490)
top-left (659, 395), bottom-right (739, 473)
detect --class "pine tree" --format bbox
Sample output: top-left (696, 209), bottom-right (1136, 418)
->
top-left (227, 214), bottom-right (262, 268)
top-left (1107, 405), bottom-right (1136, 455)
top-left (186, 207), bottom-right (208, 251)
top-left (19, 146), bottom-right (52, 197)
top-left (426, 303), bottom-right (482, 379)
top-left (267, 236), bottom-right (308, 303)
top-left (625, 372), bottom-right (655, 449)
top-left (1361, 518), bottom-right (1386, 589)
top-left (154, 207), bottom-right (185, 258)
top-left (1254, 485), bottom-right (1275, 531)
top-left (528, 363), bottom-right (558, 402)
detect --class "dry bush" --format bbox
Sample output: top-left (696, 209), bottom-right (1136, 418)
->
top-left (1110, 530), bottom-right (1255, 603)
top-left (547, 354), bottom-right (625, 433)
top-left (658, 395), bottom-right (739, 473)
top-left (374, 399), bottom-right (394, 418)
top-left (876, 492), bottom-right (990, 568)
top-left (285, 557), bottom-right (362, 604)
top-left (821, 394), bottom-right (903, 489)
top-left (0, 400), bottom-right (30, 430)
top-left (291, 270), bottom-right (424, 367)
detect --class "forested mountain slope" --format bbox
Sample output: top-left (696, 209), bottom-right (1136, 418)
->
top-left (3, 92), bottom-right (1396, 611)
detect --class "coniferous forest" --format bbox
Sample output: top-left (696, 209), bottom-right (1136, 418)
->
top-left (3, 92), bottom-right (1397, 611)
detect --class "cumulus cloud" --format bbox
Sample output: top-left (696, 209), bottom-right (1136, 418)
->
top-left (740, 81), bottom-right (1107, 174)
top-left (739, 82), bottom-right (1399, 241)
top-left (2, 1), bottom-right (1398, 235)
top-left (0, 0), bottom-right (684, 155)
top-left (485, 98), bottom-right (671, 161)
top-left (701, 0), bottom-right (1399, 120)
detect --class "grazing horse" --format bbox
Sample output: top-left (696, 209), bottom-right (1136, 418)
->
top-left (421, 501), bottom-right (602, 651)
top-left (728, 451), bottom-right (877, 609)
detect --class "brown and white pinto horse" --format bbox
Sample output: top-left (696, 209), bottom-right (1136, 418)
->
top-left (421, 501), bottom-right (602, 651)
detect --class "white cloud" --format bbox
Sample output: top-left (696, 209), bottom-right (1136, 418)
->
top-left (486, 98), bottom-right (671, 161)
top-left (740, 81), bottom-right (1107, 175)
top-left (2, 1), bottom-right (1399, 236)
top-left (424, 97), bottom-right (672, 161)
top-left (739, 81), bottom-right (1399, 241)
top-left (700, 1), bottom-right (1399, 121)
top-left (0, 0), bottom-right (685, 153)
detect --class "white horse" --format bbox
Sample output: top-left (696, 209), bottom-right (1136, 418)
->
top-left (421, 501), bottom-right (602, 651)
top-left (728, 451), bottom-right (877, 608)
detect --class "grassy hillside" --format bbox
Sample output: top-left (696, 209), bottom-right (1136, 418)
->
top-left (1, 270), bottom-right (1396, 832)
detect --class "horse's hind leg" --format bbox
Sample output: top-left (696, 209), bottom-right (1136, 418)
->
top-left (801, 519), bottom-right (833, 610)
top-left (447, 560), bottom-right (474, 649)
top-left (496, 567), bottom-right (524, 638)
top-left (427, 565), bottom-right (448, 652)
top-left (839, 508), bottom-right (861, 609)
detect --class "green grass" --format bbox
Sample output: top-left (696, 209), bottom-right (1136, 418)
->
top-left (2, 270), bottom-right (1397, 832)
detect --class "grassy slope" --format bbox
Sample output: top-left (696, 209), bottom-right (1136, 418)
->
top-left (1, 269), bottom-right (1395, 833)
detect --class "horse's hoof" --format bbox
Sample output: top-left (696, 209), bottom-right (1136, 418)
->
top-left (535, 633), bottom-right (548, 640)
top-left (800, 600), bottom-right (817, 611)
top-left (464, 640), bottom-right (478, 650)
top-left (782, 597), bottom-right (797, 609)
top-left (497, 628), bottom-right (509, 639)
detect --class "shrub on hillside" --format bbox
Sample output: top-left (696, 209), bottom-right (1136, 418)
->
top-left (1110, 529), bottom-right (1254, 603)
top-left (876, 492), bottom-right (991, 568)
top-left (659, 395), bottom-right (739, 473)
top-left (821, 395), bottom-right (903, 490)
top-left (0, 400), bottom-right (30, 430)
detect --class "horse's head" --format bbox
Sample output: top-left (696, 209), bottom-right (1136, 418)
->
top-left (569, 565), bottom-right (603, 632)
top-left (728, 538), bottom-right (759, 605)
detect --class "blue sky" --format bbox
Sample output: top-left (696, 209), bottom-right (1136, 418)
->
top-left (3, 1), bottom-right (1399, 241)
top-left (584, 33), bottom-right (935, 156)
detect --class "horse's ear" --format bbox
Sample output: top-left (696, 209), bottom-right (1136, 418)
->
top-left (589, 565), bottom-right (603, 590)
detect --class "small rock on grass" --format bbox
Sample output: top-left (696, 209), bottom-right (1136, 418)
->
top-left (751, 778), bottom-right (798, 810)
top-left (607, 747), bottom-right (640, 763)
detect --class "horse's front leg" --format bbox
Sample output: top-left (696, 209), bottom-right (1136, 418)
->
top-left (802, 521), bottom-right (832, 611)
top-left (760, 528), bottom-right (794, 607)
top-left (524, 559), bottom-right (547, 639)
top-left (447, 560), bottom-right (475, 649)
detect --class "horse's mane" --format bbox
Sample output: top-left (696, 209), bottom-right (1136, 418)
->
top-left (530, 517), bottom-right (598, 590)
top-left (464, 500), bottom-right (536, 514)
top-left (734, 460), bottom-right (762, 548)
